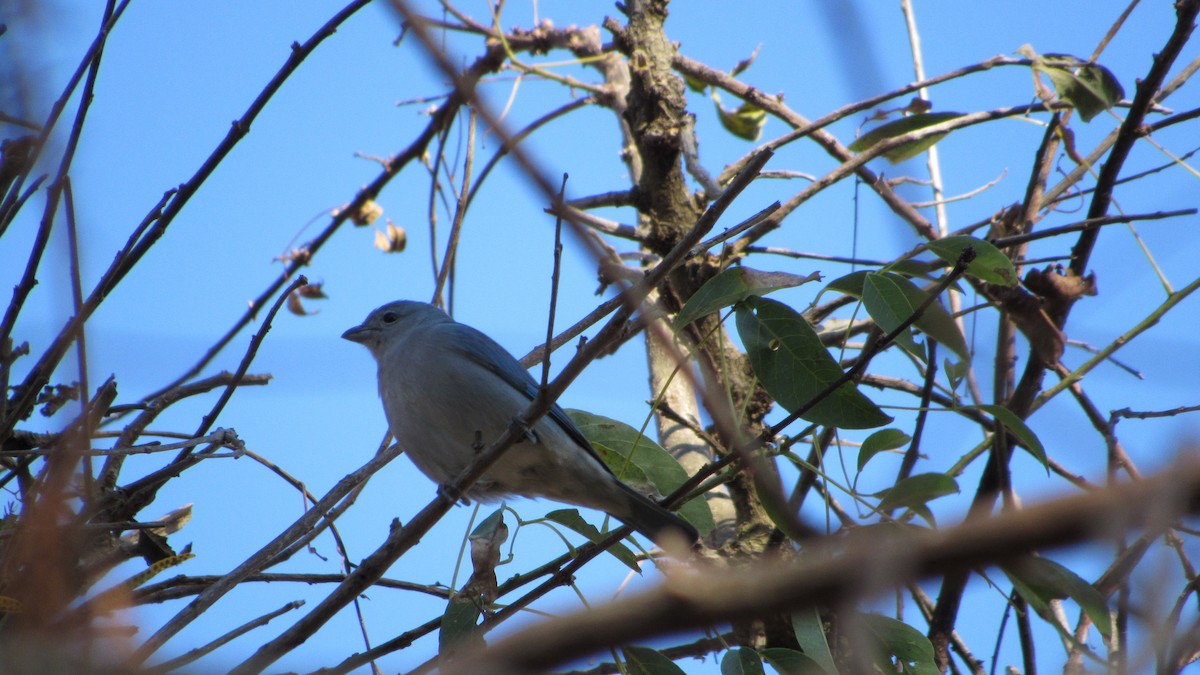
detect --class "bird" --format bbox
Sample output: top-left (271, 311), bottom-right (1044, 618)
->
top-left (342, 300), bottom-right (699, 546)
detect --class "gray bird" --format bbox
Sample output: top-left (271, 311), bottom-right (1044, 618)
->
top-left (342, 300), bottom-right (699, 545)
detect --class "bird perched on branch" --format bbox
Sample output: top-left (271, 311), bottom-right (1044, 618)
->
top-left (343, 300), bottom-right (699, 546)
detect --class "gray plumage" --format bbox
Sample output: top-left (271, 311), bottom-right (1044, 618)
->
top-left (342, 300), bottom-right (698, 545)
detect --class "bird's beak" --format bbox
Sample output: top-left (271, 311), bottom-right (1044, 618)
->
top-left (341, 324), bottom-right (375, 344)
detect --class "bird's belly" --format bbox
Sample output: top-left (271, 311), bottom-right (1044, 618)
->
top-left (398, 427), bottom-right (564, 499)
top-left (381, 372), bottom-right (615, 507)
top-left (393, 416), bottom-right (611, 506)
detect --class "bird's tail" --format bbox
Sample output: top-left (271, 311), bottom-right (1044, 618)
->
top-left (615, 482), bottom-right (699, 547)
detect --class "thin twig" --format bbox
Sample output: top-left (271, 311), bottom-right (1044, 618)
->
top-left (544, 206), bottom-right (639, 240)
top-left (189, 276), bottom-right (308, 456)
top-left (908, 170), bottom-right (1006, 209)
top-left (745, 246), bottom-right (888, 267)
top-left (687, 201), bottom-right (780, 256)
top-left (145, 601), bottom-right (305, 674)
top-left (541, 175), bottom-right (568, 390)
top-left (0, 429), bottom-right (245, 458)
top-left (433, 108), bottom-right (478, 306)
top-left (133, 573), bottom-right (450, 606)
top-left (567, 190), bottom-right (637, 210)
top-left (62, 178), bottom-right (93, 489)
top-left (991, 209), bottom-right (1196, 248)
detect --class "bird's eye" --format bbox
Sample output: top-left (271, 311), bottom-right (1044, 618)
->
top-left (381, 312), bottom-right (398, 324)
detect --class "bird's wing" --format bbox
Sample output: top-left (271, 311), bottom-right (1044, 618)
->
top-left (445, 323), bottom-right (616, 475)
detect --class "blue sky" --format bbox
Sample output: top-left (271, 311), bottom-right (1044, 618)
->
top-left (4, 0), bottom-right (1200, 672)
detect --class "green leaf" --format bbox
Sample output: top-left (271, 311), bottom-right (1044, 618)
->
top-left (862, 613), bottom-right (940, 675)
top-left (874, 473), bottom-right (959, 524)
top-left (791, 608), bottom-right (839, 675)
top-left (968, 403), bottom-right (1048, 472)
top-left (926, 235), bottom-right (1017, 286)
top-left (1035, 54), bottom-right (1125, 122)
top-left (1075, 62), bottom-right (1124, 111)
top-left (624, 645), bottom-right (689, 675)
top-left (683, 73), bottom-right (709, 93)
top-left (822, 270), bottom-right (871, 297)
top-left (714, 92), bottom-right (767, 141)
top-left (730, 45), bottom-right (761, 77)
top-left (858, 428), bottom-right (912, 472)
top-left (736, 297), bottom-right (892, 430)
top-left (848, 112), bottom-right (963, 163)
top-left (760, 648), bottom-right (827, 675)
top-left (861, 273), bottom-right (924, 360)
top-left (722, 648), bottom-right (766, 675)
top-left (862, 272), bottom-right (970, 362)
top-left (439, 594), bottom-right (484, 658)
top-left (754, 468), bottom-right (811, 542)
top-left (567, 410), bottom-right (715, 535)
top-left (469, 508), bottom-right (506, 540)
top-left (542, 509), bottom-right (641, 572)
top-left (884, 258), bottom-right (940, 278)
top-left (676, 267), bottom-right (821, 331)
top-left (1003, 555), bottom-right (1113, 638)
top-left (944, 358), bottom-right (968, 394)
